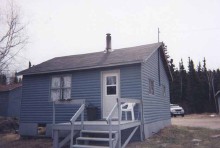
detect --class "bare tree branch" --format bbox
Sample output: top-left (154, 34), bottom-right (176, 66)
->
top-left (0, 1), bottom-right (28, 73)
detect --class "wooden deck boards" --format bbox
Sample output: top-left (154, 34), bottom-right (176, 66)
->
top-left (53, 120), bottom-right (141, 131)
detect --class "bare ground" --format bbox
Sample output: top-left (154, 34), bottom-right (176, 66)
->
top-left (0, 133), bottom-right (52, 148)
top-left (172, 113), bottom-right (220, 129)
top-left (0, 117), bottom-right (52, 148)
top-left (127, 125), bottom-right (220, 148)
top-left (127, 113), bottom-right (220, 148)
top-left (1, 114), bottom-right (220, 148)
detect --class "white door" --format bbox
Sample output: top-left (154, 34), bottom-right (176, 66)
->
top-left (102, 70), bottom-right (120, 119)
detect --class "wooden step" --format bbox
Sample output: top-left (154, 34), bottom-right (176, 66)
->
top-left (81, 130), bottom-right (117, 134)
top-left (72, 144), bottom-right (109, 148)
top-left (77, 137), bottom-right (114, 142)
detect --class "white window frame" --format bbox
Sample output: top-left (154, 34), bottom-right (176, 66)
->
top-left (50, 75), bottom-right (72, 101)
top-left (149, 79), bottom-right (154, 95)
top-left (106, 75), bottom-right (117, 96)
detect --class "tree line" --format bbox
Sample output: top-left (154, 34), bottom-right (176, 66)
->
top-left (0, 73), bottom-right (22, 85)
top-left (169, 57), bottom-right (219, 114)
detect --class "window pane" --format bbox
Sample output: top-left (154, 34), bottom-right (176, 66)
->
top-left (149, 79), bottom-right (154, 95)
top-left (106, 76), bottom-right (116, 85)
top-left (63, 89), bottom-right (71, 100)
top-left (107, 86), bottom-right (116, 95)
top-left (162, 85), bottom-right (166, 96)
top-left (51, 89), bottom-right (60, 101)
top-left (63, 76), bottom-right (71, 87)
top-left (52, 77), bottom-right (61, 88)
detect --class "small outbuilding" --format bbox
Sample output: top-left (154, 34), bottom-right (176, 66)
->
top-left (0, 83), bottom-right (22, 118)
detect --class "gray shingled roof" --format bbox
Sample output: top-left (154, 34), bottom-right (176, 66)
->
top-left (0, 83), bottom-right (22, 92)
top-left (18, 42), bottom-right (163, 75)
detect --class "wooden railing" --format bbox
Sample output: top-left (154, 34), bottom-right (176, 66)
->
top-left (69, 102), bottom-right (85, 148)
top-left (105, 98), bottom-right (142, 148)
top-left (52, 99), bottom-right (85, 148)
top-left (106, 102), bottom-right (118, 148)
top-left (53, 99), bottom-right (85, 125)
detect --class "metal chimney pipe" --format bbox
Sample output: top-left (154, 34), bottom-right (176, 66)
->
top-left (106, 33), bottom-right (111, 52)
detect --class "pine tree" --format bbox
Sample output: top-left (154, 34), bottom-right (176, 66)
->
top-left (169, 57), bottom-right (218, 114)
top-left (169, 59), bottom-right (182, 104)
top-left (18, 77), bottom-right (22, 83)
top-left (186, 57), bottom-right (201, 113)
top-left (13, 76), bottom-right (19, 84)
top-left (203, 58), bottom-right (207, 72)
top-left (179, 59), bottom-right (187, 109)
top-left (0, 74), bottom-right (7, 85)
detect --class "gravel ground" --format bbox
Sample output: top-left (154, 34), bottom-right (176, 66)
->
top-left (172, 114), bottom-right (220, 129)
top-left (1, 114), bottom-right (220, 148)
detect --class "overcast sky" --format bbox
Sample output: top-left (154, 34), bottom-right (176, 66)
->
top-left (3, 0), bottom-right (220, 72)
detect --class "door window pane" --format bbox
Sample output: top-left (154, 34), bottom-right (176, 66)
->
top-left (106, 76), bottom-right (116, 85)
top-left (107, 86), bottom-right (116, 95)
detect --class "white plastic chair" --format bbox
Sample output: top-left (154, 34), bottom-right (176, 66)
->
top-left (120, 103), bottom-right (136, 121)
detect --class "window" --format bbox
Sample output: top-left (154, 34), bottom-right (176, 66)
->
top-left (51, 75), bottom-right (71, 101)
top-left (149, 79), bottom-right (154, 95)
top-left (162, 85), bottom-right (166, 97)
top-left (106, 76), bottom-right (117, 95)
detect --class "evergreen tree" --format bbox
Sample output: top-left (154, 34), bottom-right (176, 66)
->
top-left (0, 74), bottom-right (7, 85)
top-left (179, 59), bottom-right (187, 100)
top-left (169, 59), bottom-right (181, 104)
top-left (203, 58), bottom-right (207, 72)
top-left (18, 77), bottom-right (22, 83)
top-left (13, 76), bottom-right (19, 84)
top-left (169, 57), bottom-right (218, 114)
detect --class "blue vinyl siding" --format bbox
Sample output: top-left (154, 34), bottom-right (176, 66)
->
top-left (20, 64), bottom-right (142, 124)
top-left (0, 88), bottom-right (22, 118)
top-left (7, 87), bottom-right (22, 118)
top-left (21, 74), bottom-right (52, 123)
top-left (71, 69), bottom-right (101, 120)
top-left (141, 49), bottom-right (170, 124)
top-left (121, 65), bottom-right (141, 99)
top-left (0, 92), bottom-right (9, 116)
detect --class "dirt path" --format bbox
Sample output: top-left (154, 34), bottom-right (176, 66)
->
top-left (172, 114), bottom-right (220, 129)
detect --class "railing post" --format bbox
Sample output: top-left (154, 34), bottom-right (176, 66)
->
top-left (53, 129), bottom-right (59, 148)
top-left (109, 119), bottom-right (113, 148)
top-left (117, 98), bottom-right (121, 148)
top-left (81, 102), bottom-right (85, 131)
top-left (69, 100), bottom-right (86, 148)
top-left (70, 122), bottom-right (74, 148)
top-left (139, 99), bottom-right (144, 141)
top-left (52, 102), bottom-right (55, 139)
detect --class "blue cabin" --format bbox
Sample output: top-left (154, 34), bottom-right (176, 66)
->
top-left (18, 34), bottom-right (172, 147)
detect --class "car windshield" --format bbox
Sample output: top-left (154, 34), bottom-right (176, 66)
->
top-left (170, 104), bottom-right (180, 108)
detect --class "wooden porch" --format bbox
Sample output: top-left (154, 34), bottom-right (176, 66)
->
top-left (52, 98), bottom-right (143, 148)
top-left (53, 120), bottom-right (141, 131)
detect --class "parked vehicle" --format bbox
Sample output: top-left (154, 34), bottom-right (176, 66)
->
top-left (170, 104), bottom-right (184, 117)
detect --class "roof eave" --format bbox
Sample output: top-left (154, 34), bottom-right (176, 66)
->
top-left (160, 45), bottom-right (173, 81)
top-left (142, 43), bottom-right (173, 81)
top-left (18, 61), bottom-right (142, 76)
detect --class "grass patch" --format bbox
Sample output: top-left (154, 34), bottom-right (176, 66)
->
top-left (127, 125), bottom-right (220, 148)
